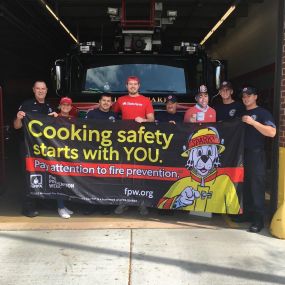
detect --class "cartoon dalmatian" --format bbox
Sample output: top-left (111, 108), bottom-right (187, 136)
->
top-left (158, 127), bottom-right (240, 214)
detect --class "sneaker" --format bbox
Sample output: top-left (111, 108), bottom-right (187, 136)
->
top-left (58, 208), bottom-right (71, 219)
top-left (158, 209), bottom-right (174, 216)
top-left (101, 208), bottom-right (111, 215)
top-left (139, 205), bottom-right (149, 216)
top-left (64, 207), bottom-right (73, 215)
top-left (82, 204), bottom-right (95, 215)
top-left (114, 205), bottom-right (128, 215)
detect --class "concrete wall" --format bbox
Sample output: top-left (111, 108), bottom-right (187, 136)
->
top-left (208, 0), bottom-right (278, 79)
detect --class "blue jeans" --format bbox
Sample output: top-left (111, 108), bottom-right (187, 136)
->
top-left (57, 199), bottom-right (65, 209)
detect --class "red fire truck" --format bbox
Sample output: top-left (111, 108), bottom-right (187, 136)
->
top-left (51, 0), bottom-right (224, 115)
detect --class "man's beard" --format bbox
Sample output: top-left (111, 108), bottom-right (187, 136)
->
top-left (129, 89), bottom-right (138, 95)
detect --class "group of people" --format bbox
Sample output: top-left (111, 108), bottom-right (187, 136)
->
top-left (14, 76), bottom-right (276, 233)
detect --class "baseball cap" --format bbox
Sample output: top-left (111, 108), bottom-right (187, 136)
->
top-left (219, 81), bottom-right (233, 90)
top-left (242, 86), bottom-right (257, 95)
top-left (196, 85), bottom-right (208, 96)
top-left (126, 76), bottom-right (140, 84)
top-left (60, 97), bottom-right (73, 105)
top-left (166, 95), bottom-right (177, 103)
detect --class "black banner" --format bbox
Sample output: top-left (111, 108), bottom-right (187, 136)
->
top-left (24, 113), bottom-right (244, 214)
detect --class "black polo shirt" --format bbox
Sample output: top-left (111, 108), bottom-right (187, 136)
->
top-left (85, 108), bottom-right (117, 121)
top-left (242, 106), bottom-right (276, 150)
top-left (214, 101), bottom-right (245, 121)
top-left (155, 111), bottom-right (184, 123)
top-left (18, 99), bottom-right (54, 114)
top-left (17, 98), bottom-right (54, 139)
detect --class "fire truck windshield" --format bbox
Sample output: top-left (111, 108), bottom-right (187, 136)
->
top-left (84, 64), bottom-right (186, 94)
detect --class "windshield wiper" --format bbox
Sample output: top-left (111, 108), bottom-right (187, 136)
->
top-left (108, 90), bottom-right (126, 93)
top-left (145, 90), bottom-right (177, 93)
top-left (83, 88), bottom-right (104, 93)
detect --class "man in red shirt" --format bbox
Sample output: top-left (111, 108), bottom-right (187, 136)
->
top-left (184, 85), bottom-right (216, 123)
top-left (113, 76), bottom-right (154, 215)
top-left (113, 76), bottom-right (154, 122)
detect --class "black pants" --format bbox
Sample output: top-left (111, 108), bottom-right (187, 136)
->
top-left (243, 148), bottom-right (266, 219)
top-left (19, 142), bottom-right (37, 210)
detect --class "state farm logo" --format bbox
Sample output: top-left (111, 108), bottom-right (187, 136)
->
top-left (30, 174), bottom-right (43, 189)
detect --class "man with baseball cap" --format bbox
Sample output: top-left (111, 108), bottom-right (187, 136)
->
top-left (232, 86), bottom-right (276, 233)
top-left (113, 76), bottom-right (154, 123)
top-left (184, 85), bottom-right (216, 123)
top-left (155, 95), bottom-right (183, 124)
top-left (214, 81), bottom-right (245, 121)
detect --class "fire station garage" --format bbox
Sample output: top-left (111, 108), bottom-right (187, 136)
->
top-left (0, 0), bottom-right (284, 238)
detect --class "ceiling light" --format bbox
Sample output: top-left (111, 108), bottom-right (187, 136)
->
top-left (107, 7), bottom-right (119, 16)
top-left (200, 4), bottom-right (236, 45)
top-left (38, 0), bottom-right (78, 44)
top-left (167, 10), bottom-right (177, 18)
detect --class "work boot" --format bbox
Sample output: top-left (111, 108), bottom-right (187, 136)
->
top-left (99, 205), bottom-right (112, 215)
top-left (158, 209), bottom-right (174, 216)
top-left (22, 201), bottom-right (39, 218)
top-left (248, 214), bottom-right (264, 233)
top-left (82, 205), bottom-right (95, 215)
top-left (231, 213), bottom-right (252, 223)
top-left (248, 221), bottom-right (264, 233)
top-left (139, 205), bottom-right (149, 216)
top-left (22, 207), bottom-right (39, 218)
top-left (114, 205), bottom-right (128, 215)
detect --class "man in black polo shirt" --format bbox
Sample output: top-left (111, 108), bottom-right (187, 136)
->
top-left (213, 81), bottom-right (244, 121)
top-left (85, 94), bottom-right (116, 121)
top-left (232, 86), bottom-right (276, 233)
top-left (155, 95), bottom-right (183, 124)
top-left (14, 80), bottom-right (57, 217)
top-left (85, 94), bottom-right (116, 215)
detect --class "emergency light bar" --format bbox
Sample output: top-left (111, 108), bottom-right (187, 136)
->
top-left (79, 42), bottom-right (102, 54)
top-left (173, 42), bottom-right (200, 54)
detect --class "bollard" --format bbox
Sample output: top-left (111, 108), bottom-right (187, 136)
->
top-left (270, 201), bottom-right (285, 239)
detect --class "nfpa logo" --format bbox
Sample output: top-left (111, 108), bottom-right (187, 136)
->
top-left (30, 174), bottom-right (43, 188)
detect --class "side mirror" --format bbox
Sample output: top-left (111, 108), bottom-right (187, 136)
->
top-left (55, 64), bottom-right (61, 91)
top-left (211, 59), bottom-right (227, 91)
top-left (215, 65), bottom-right (221, 90)
top-left (51, 59), bottom-right (65, 96)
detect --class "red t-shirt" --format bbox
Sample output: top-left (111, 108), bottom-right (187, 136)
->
top-left (113, 95), bottom-right (154, 120)
top-left (184, 104), bottom-right (216, 123)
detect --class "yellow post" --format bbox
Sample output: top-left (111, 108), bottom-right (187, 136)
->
top-left (270, 147), bottom-right (285, 238)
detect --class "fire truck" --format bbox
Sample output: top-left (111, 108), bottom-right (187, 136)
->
top-left (51, 0), bottom-right (225, 115)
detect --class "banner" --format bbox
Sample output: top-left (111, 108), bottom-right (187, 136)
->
top-left (24, 113), bottom-right (244, 214)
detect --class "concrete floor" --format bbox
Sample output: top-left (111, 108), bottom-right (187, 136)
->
top-left (0, 193), bottom-right (285, 285)
top-left (0, 228), bottom-right (284, 285)
top-left (0, 163), bottom-right (284, 285)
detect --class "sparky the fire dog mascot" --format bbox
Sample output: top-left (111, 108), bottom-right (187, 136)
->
top-left (158, 127), bottom-right (240, 214)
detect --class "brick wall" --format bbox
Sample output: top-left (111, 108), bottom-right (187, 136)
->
top-left (280, 24), bottom-right (285, 147)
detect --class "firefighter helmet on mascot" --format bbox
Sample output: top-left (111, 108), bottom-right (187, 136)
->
top-left (181, 127), bottom-right (225, 157)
